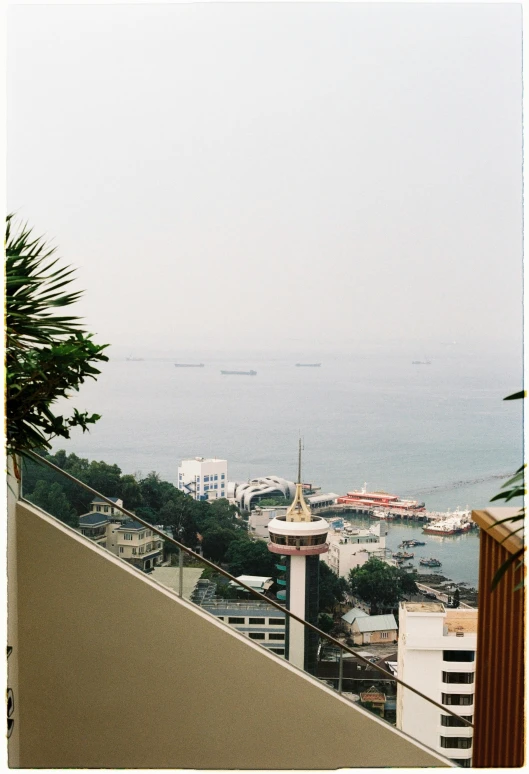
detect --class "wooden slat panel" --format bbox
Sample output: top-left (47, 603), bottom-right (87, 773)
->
top-left (473, 528), bottom-right (524, 767)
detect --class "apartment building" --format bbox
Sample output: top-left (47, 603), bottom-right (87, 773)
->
top-left (322, 522), bottom-right (390, 577)
top-left (178, 457), bottom-right (227, 500)
top-left (397, 601), bottom-right (477, 767)
top-left (248, 505), bottom-right (288, 538)
top-left (201, 599), bottom-right (287, 656)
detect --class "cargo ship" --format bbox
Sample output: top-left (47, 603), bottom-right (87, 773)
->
top-left (220, 370), bottom-right (257, 376)
top-left (175, 363), bottom-right (204, 367)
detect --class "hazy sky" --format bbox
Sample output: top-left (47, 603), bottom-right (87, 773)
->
top-left (8, 2), bottom-right (523, 355)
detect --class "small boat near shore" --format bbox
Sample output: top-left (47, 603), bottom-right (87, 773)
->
top-left (400, 539), bottom-right (426, 547)
top-left (420, 557), bottom-right (442, 567)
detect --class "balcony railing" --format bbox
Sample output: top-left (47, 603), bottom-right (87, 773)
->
top-left (18, 451), bottom-right (474, 763)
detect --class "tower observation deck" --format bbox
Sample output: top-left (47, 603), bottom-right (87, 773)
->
top-left (267, 442), bottom-right (329, 673)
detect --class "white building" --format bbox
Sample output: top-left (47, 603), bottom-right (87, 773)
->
top-left (397, 602), bottom-right (477, 768)
top-left (322, 522), bottom-right (390, 578)
top-left (200, 599), bottom-right (287, 656)
top-left (177, 457), bottom-right (228, 500)
top-left (228, 476), bottom-right (296, 511)
top-left (248, 506), bottom-right (289, 538)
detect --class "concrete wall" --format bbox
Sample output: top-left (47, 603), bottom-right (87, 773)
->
top-left (11, 499), bottom-right (451, 769)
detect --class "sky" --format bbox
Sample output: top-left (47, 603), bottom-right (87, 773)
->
top-left (7, 2), bottom-right (523, 356)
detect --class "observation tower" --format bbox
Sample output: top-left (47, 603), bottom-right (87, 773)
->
top-left (267, 442), bottom-right (329, 673)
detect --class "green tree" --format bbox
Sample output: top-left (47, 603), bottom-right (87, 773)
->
top-left (224, 538), bottom-right (276, 577)
top-left (201, 527), bottom-right (238, 563)
top-left (349, 557), bottom-right (412, 615)
top-left (317, 613), bottom-right (334, 633)
top-left (27, 479), bottom-right (78, 527)
top-left (6, 215), bottom-right (108, 460)
top-left (451, 588), bottom-right (460, 609)
top-left (319, 561), bottom-right (348, 613)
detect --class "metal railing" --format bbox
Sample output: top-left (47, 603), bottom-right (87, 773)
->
top-left (21, 450), bottom-right (474, 734)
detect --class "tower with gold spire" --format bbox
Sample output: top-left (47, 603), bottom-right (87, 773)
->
top-left (267, 441), bottom-right (329, 673)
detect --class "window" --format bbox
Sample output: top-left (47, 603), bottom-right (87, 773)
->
top-left (96, 506), bottom-right (101, 512)
top-left (214, 483), bottom-right (218, 489)
top-left (443, 651), bottom-right (475, 663)
top-left (249, 618), bottom-right (265, 625)
top-left (443, 672), bottom-right (474, 684)
top-left (441, 715), bottom-right (473, 728)
top-left (196, 476), bottom-right (200, 481)
top-left (179, 473), bottom-right (182, 479)
top-left (140, 532), bottom-right (145, 540)
top-left (450, 759), bottom-right (472, 768)
top-left (204, 475), bottom-right (210, 482)
top-left (217, 617), bottom-right (224, 621)
top-left (442, 694), bottom-right (473, 706)
top-left (440, 738), bottom-right (472, 750)
top-left (204, 485), bottom-right (209, 491)
top-left (228, 617), bottom-right (244, 624)
top-left (221, 482), bottom-right (225, 488)
top-left (269, 618), bottom-right (284, 625)
top-left (221, 474), bottom-right (225, 480)
top-left (270, 648), bottom-right (285, 655)
top-left (269, 633), bottom-right (285, 640)
top-left (119, 547), bottom-right (124, 554)
top-left (132, 548), bottom-right (137, 555)
top-left (104, 506), bottom-right (108, 512)
top-left (249, 633), bottom-right (265, 640)
top-left (124, 533), bottom-right (133, 540)
top-left (380, 632), bottom-right (389, 639)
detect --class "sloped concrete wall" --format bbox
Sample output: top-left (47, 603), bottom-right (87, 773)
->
top-left (13, 500), bottom-right (450, 768)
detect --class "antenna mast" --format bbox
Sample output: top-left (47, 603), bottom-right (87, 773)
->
top-left (298, 437), bottom-right (302, 485)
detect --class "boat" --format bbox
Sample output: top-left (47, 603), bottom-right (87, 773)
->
top-left (337, 484), bottom-right (425, 513)
top-left (399, 539), bottom-right (426, 548)
top-left (400, 562), bottom-right (415, 570)
top-left (423, 511), bottom-right (472, 536)
top-left (220, 370), bottom-right (257, 376)
top-left (175, 363), bottom-right (204, 367)
top-left (412, 358), bottom-right (431, 365)
top-left (126, 357), bottom-right (144, 361)
top-left (295, 363), bottom-right (321, 367)
top-left (419, 558), bottom-right (442, 567)
top-left (392, 551), bottom-right (414, 560)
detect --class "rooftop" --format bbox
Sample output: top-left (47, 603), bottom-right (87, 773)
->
top-left (354, 614), bottom-right (397, 633)
top-left (445, 609), bottom-right (478, 634)
top-left (118, 519), bottom-right (145, 531)
top-left (403, 602), bottom-right (445, 613)
top-left (342, 607), bottom-right (369, 624)
top-left (91, 497), bottom-right (120, 504)
top-left (79, 512), bottom-right (110, 526)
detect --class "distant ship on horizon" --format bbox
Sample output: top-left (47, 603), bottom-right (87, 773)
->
top-left (126, 356), bottom-right (144, 361)
top-left (175, 363), bottom-right (205, 367)
top-left (221, 369), bottom-right (257, 376)
top-left (295, 363), bottom-right (321, 367)
top-left (412, 358), bottom-right (431, 365)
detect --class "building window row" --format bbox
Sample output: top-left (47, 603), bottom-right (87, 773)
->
top-left (440, 714), bottom-right (473, 728)
top-left (269, 532), bottom-right (327, 547)
top-left (443, 650), bottom-right (475, 663)
top-left (450, 759), bottom-right (472, 767)
top-left (440, 737), bottom-right (472, 750)
top-left (226, 616), bottom-right (285, 626)
top-left (442, 694), bottom-right (473, 706)
top-left (442, 672), bottom-right (474, 684)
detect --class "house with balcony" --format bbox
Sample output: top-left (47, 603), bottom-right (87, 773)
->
top-left (78, 511), bottom-right (109, 546)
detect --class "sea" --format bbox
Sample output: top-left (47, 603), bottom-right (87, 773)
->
top-left (54, 345), bottom-right (523, 589)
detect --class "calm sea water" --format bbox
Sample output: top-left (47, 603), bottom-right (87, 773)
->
top-left (56, 345), bottom-right (523, 588)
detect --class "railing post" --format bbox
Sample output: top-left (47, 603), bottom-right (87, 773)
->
top-left (338, 648), bottom-right (343, 695)
top-left (178, 548), bottom-right (184, 598)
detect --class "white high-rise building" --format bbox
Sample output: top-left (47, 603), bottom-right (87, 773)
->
top-left (177, 457), bottom-right (228, 500)
top-left (397, 602), bottom-right (477, 768)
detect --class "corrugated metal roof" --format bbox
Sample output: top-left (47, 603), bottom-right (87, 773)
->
top-left (353, 614), bottom-right (397, 633)
top-left (341, 607), bottom-right (369, 624)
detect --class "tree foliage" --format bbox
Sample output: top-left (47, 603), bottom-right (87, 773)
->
top-left (319, 561), bottom-right (348, 613)
top-left (6, 215), bottom-right (108, 457)
top-left (349, 557), bottom-right (418, 615)
top-left (224, 538), bottom-right (276, 577)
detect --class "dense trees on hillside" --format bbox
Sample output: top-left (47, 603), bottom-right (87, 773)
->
top-left (349, 557), bottom-right (418, 614)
